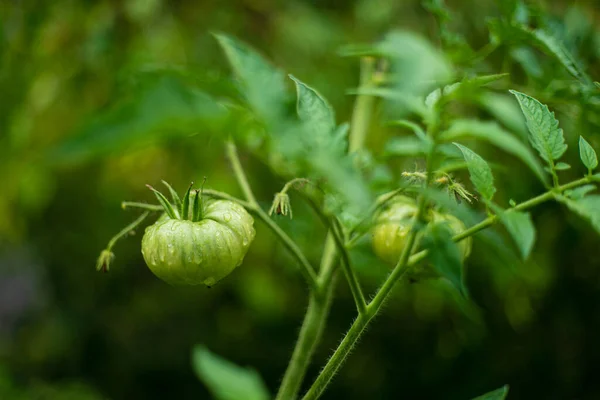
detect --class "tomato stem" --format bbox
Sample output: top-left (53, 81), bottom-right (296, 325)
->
top-left (96, 211), bottom-right (150, 273)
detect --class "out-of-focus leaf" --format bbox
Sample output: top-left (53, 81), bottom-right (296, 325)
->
top-left (214, 33), bottom-right (289, 123)
top-left (454, 143), bottom-right (496, 201)
top-left (387, 120), bottom-right (427, 139)
top-left (216, 37), bottom-right (370, 216)
top-left (558, 195), bottom-right (600, 236)
top-left (342, 30), bottom-right (453, 104)
top-left (496, 207), bottom-right (536, 260)
top-left (565, 184), bottom-right (596, 200)
top-left (422, 222), bottom-right (465, 295)
top-left (385, 136), bottom-right (429, 157)
top-left (377, 31), bottom-right (453, 93)
top-left (348, 87), bottom-right (427, 116)
top-left (478, 92), bottom-right (527, 140)
top-left (289, 74), bottom-right (336, 135)
top-left (192, 345), bottom-right (269, 400)
top-left (471, 385), bottom-right (509, 400)
top-left (511, 47), bottom-right (543, 79)
top-left (443, 73), bottom-right (510, 100)
top-left (579, 136), bottom-right (598, 171)
top-left (554, 162), bottom-right (571, 170)
top-left (440, 119), bottom-right (546, 184)
top-left (514, 26), bottom-right (592, 86)
top-left (49, 75), bottom-right (228, 164)
top-left (424, 74), bottom-right (509, 112)
top-left (510, 90), bottom-right (567, 164)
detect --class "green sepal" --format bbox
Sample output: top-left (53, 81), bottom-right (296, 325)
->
top-left (147, 185), bottom-right (178, 219)
top-left (181, 182), bottom-right (194, 220)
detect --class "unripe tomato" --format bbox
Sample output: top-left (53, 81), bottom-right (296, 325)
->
top-left (431, 211), bottom-right (472, 260)
top-left (141, 193), bottom-right (255, 287)
top-left (371, 196), bottom-right (419, 265)
top-left (371, 195), bottom-right (471, 265)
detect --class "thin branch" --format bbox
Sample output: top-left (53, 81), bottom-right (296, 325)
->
top-left (223, 139), bottom-right (319, 290)
top-left (226, 139), bottom-right (259, 206)
top-left (121, 202), bottom-right (164, 211)
top-left (330, 218), bottom-right (367, 315)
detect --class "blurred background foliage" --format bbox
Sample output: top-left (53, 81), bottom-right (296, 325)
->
top-left (1, 0), bottom-right (600, 399)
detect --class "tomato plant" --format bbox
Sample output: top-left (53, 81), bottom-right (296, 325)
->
top-left (84, 2), bottom-right (600, 399)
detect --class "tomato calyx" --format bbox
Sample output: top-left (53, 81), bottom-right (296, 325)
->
top-left (147, 180), bottom-right (205, 222)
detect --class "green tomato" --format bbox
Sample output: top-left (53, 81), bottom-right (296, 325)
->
top-left (371, 196), bottom-right (419, 265)
top-left (371, 195), bottom-right (471, 265)
top-left (431, 211), bottom-right (472, 260)
top-left (141, 198), bottom-right (255, 287)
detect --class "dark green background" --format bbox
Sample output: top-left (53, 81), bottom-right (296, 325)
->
top-left (1, 0), bottom-right (600, 399)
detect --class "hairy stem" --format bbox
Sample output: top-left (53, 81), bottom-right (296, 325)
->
top-left (302, 313), bottom-right (370, 400)
top-left (277, 57), bottom-right (380, 398)
top-left (303, 184), bottom-right (429, 400)
top-left (276, 235), bottom-right (338, 400)
top-left (330, 218), bottom-right (367, 315)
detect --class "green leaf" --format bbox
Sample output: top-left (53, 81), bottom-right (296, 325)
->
top-left (192, 345), bottom-right (269, 400)
top-left (343, 30), bottom-right (453, 100)
top-left (49, 75), bottom-right (228, 164)
top-left (477, 92), bottom-right (527, 140)
top-left (348, 87), bottom-right (427, 116)
top-left (379, 31), bottom-right (453, 91)
top-left (515, 26), bottom-right (592, 85)
top-left (471, 385), bottom-right (509, 400)
top-left (289, 75), bottom-right (336, 135)
top-left (579, 136), bottom-right (598, 171)
top-left (499, 210), bottom-right (536, 260)
top-left (565, 184), bottom-right (596, 200)
top-left (385, 136), bottom-right (429, 157)
top-left (559, 195), bottom-right (600, 235)
top-left (554, 162), bottom-right (571, 170)
top-left (440, 119), bottom-right (546, 184)
top-left (509, 90), bottom-right (567, 164)
top-left (454, 143), bottom-right (496, 201)
top-left (214, 33), bottom-right (289, 122)
top-left (510, 47), bottom-right (543, 79)
top-left (386, 119), bottom-right (427, 139)
top-left (422, 222), bottom-right (465, 295)
top-left (424, 74), bottom-right (509, 112)
top-left (441, 73), bottom-right (510, 100)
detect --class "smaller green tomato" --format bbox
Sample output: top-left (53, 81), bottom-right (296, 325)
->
top-left (431, 211), bottom-right (472, 260)
top-left (371, 196), bottom-right (419, 265)
top-left (141, 188), bottom-right (255, 287)
top-left (371, 195), bottom-right (471, 265)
